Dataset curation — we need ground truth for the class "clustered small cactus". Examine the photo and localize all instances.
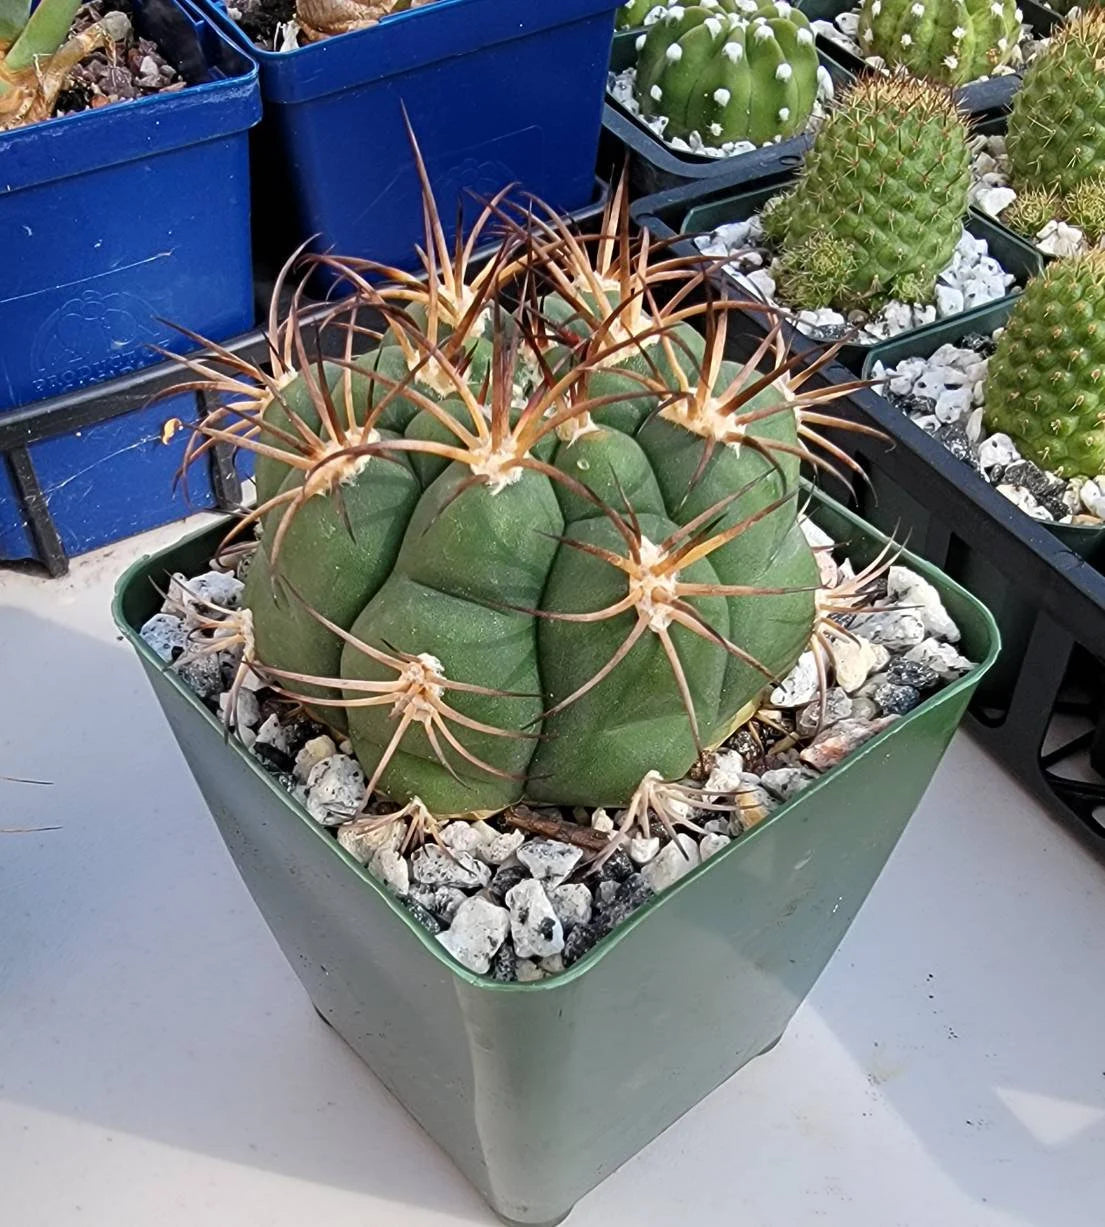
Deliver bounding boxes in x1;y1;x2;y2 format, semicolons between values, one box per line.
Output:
856;0;1022;87
633;0;820;147
761;76;972;311
172;155;877;844
0;0;129;129
1002;11;1105;242
984;253;1105;480
616;0;657;30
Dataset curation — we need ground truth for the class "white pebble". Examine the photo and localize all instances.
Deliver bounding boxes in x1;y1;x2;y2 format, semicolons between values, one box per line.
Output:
590;808;614;833
1080;478;1105;519
904;638;974;680
411;846;491;890
851;610;926;651
516;838;583;886
934;284;965;317
506;879;564;958
973;185;1016;217
699;832;732;860
826;633;890;693
977;432;1020;471
484;828;527;865
703;748;745;795
548;883;593;929
887;566;961;643
368;848;409;897
140;612;187;662
934;386;973;424
436;897;510;974
294;734;337;781
515;959;545;983
253;714;295;758
769;650;819;707
305;755;365;826
760;767;817;802
629;836;661;864
1036;220;1085;258
641;834;701;893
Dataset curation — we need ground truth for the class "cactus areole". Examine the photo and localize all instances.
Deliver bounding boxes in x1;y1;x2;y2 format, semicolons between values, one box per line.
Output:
633;0;820;146
856;0;1022;87
177;166;870;821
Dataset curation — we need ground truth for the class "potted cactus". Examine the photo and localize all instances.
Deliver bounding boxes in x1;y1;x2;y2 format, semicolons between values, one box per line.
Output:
604;0;846;194
863;253;1105;543
651;74;1042;360
800;0;1055;112
114;171;997;1222
967;12;1105;258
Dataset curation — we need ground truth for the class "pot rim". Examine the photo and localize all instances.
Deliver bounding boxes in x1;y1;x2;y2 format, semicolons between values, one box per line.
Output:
112;488;999;992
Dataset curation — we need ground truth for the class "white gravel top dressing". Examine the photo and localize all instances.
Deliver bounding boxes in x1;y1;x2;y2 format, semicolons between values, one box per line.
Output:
693;213;1016;346
968;131;1105;258
810;8;1043;86
140;526;976;982
872;332;1105;527
607;61;836;159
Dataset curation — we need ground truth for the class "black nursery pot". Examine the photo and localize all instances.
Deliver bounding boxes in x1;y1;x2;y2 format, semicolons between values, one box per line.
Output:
797;0;1062;115
631;171;1044;373
601;28;851;197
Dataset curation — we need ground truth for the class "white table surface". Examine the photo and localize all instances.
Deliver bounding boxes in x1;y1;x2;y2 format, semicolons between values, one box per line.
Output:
2;516;1104;1227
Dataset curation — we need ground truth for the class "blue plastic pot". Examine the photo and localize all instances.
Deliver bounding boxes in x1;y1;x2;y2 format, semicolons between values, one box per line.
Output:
0;0;260;563
201;0;619;273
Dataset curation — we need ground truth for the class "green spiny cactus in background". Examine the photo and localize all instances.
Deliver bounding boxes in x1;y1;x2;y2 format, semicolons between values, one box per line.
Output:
175;167;874;835
1063;178;1105;242
633;0;820;147
0;0;130;130
856;0;1022;86
1001;186;1062;241
616;0;658;30
984;253;1105;479
760;76;971;311
1007;12;1105;197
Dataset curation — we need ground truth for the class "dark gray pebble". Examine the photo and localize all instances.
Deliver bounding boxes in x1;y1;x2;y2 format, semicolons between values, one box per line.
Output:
404;900;443;935
870;683;922;716
934;423;974;464
959;333;996;356
563;923;602;967
886;658;940;691
489;940;517;983
598;848;633;883
487;863;529;904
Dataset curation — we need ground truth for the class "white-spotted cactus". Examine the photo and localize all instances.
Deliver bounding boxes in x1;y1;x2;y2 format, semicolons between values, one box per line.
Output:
856;0;1022;87
634;0;820;146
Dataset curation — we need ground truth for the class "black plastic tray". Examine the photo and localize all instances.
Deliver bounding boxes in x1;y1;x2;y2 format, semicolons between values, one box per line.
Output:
601;28;851;197
798;0;1061;114
631;167;1044;372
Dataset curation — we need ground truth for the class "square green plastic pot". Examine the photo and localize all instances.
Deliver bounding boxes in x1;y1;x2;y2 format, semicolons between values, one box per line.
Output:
113;492;997;1225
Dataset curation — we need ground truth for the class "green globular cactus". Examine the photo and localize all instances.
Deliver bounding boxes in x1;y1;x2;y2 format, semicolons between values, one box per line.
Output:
761;76;971;311
1007;12;1105;197
633;0;820;147
984;254;1105;480
179;175;873;826
616;0;659;30
856;0;1022;86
